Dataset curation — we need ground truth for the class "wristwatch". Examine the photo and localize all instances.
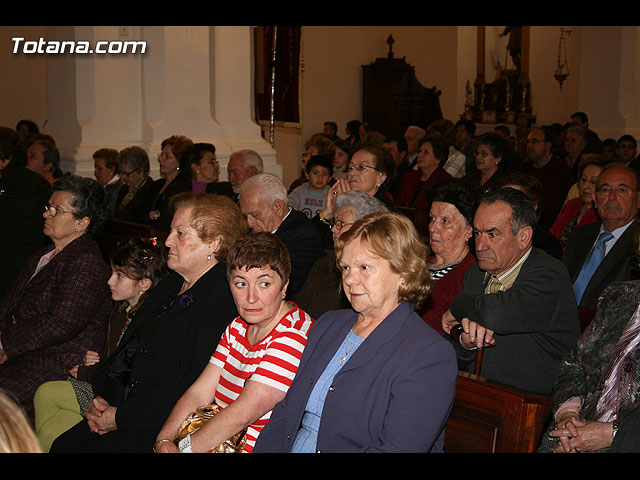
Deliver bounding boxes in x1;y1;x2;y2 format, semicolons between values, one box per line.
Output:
612;420;619;438
178;433;194;453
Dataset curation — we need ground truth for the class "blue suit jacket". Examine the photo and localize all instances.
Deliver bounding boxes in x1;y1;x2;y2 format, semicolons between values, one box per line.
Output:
254;302;458;453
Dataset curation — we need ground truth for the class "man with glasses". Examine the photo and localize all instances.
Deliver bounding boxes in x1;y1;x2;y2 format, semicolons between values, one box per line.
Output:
564;165;640;308
520;127;574;229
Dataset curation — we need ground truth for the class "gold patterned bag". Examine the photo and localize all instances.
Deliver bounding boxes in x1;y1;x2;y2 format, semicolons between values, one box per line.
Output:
176;404;246;453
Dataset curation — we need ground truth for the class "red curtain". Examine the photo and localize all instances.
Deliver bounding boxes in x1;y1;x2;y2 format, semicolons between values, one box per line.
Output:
254;26;301;127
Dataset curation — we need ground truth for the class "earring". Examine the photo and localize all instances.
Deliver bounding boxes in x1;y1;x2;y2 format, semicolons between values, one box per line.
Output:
207;254;211;261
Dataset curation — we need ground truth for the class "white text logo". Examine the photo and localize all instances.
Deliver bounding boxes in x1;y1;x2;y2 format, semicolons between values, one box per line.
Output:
12;37;147;54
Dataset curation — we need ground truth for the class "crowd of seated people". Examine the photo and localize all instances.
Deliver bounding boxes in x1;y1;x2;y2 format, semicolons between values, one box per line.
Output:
2;113;640;454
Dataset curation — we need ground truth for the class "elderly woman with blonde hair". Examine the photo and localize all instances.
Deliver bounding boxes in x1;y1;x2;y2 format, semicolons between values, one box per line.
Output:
254;212;458;453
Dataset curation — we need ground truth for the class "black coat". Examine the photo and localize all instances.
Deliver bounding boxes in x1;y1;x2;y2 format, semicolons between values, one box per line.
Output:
563;222;635;308
50;262;238;452
275;209;324;299
0;163;51;299
113;176;155;224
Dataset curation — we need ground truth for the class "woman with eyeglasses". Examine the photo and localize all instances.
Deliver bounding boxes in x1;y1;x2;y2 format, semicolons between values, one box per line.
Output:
50;193;246;453
148;143;236;231
312;146;396;250
113;146;155;224
462;132;508;193
294;191;388;319
0;175;112;420
146;135;194;227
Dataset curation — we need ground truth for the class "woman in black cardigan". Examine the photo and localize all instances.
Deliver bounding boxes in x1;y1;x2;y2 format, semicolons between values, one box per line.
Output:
50;193;248;453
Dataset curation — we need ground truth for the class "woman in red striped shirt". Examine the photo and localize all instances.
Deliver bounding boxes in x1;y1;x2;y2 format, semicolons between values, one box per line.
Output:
154;232;314;453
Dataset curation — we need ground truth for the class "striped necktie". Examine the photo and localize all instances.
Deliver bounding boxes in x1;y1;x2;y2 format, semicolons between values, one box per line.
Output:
592;303;640;422
487;275;503;294
572;231;614;303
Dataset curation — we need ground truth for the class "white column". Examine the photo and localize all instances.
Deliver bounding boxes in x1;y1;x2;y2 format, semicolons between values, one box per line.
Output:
577;26;640;140
44;25;278;180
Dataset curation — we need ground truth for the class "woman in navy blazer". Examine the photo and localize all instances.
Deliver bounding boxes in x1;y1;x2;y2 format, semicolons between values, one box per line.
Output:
253;212;458;453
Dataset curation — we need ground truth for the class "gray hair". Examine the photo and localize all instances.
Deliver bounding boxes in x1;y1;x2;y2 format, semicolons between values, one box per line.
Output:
406;125;426;140
239;172;287;205
479;187;537;235
335;190;388;220
566;125;588;147
32;139;60;172
231;149;263;174
117;146;150;174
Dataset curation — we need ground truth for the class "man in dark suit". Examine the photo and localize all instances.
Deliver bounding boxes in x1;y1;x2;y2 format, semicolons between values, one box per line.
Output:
383;136;409;200
442;188;580;395
239;173;324;298
564;165;640;308
403;125;426;169
520;127;574;230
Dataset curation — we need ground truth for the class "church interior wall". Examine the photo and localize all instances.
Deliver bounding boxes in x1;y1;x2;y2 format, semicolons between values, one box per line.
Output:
1;25;636;186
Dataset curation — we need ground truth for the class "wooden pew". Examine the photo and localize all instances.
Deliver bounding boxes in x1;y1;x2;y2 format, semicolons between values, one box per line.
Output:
396;205;429;237
444;326;552;453
444;370;552;453
97;218;168;262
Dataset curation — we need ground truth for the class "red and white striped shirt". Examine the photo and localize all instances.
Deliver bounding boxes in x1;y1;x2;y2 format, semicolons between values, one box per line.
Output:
210;302;314;452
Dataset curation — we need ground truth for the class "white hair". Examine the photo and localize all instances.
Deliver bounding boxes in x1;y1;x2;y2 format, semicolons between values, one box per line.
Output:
407;125;426;140
231;149;263;173
239;172;287;205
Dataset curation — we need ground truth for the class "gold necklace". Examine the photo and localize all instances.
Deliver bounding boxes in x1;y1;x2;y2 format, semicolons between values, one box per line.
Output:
339;331;360;365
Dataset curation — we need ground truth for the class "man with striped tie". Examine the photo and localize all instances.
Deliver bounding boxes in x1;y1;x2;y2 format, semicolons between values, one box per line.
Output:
441;188;580;395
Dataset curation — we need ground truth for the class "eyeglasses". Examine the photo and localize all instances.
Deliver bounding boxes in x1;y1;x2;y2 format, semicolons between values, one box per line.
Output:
158;153;176;161
119;167;141;178
476;150;494;158
346;163;377;173
526;139;544;145
596;185;637;196
44;204;74;217
331;218;354;230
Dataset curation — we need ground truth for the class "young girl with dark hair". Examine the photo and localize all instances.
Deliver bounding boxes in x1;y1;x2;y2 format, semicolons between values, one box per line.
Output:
32;237;169;452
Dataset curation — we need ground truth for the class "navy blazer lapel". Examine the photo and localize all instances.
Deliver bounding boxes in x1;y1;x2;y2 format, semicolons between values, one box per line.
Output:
302;311;356;379
337;302;410;374
586;224;632;291
566;224;600;283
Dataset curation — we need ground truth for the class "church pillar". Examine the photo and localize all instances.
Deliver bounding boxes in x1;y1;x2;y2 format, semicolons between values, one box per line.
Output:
44;25;278;180
577;26;640;139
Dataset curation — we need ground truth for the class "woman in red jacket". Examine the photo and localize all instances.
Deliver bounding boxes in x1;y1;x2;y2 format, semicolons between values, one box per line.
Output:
419;179;480;333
